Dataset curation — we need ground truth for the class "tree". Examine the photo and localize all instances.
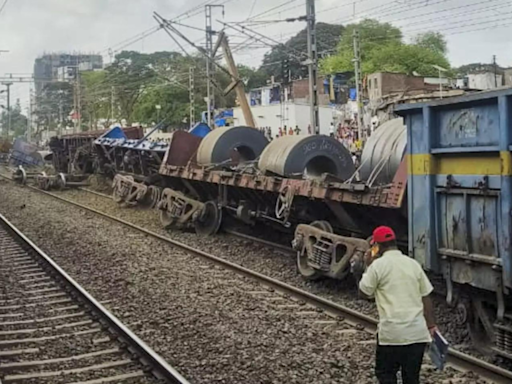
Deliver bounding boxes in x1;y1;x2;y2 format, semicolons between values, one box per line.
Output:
237;65;268;89
320;19;451;77
1;99;28;138
33;82;73;136
414;32;447;55
260;22;344;82
81;71;111;129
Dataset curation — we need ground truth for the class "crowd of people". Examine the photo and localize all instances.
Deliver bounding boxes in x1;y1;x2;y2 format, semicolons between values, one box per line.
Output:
257;121;362;159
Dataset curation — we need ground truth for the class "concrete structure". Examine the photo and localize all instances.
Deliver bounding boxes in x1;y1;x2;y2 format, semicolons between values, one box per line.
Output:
367;72;434;101
233;102;336;137
34;53;103;94
291;77;330;105
504;68;512;87
467;72;503;90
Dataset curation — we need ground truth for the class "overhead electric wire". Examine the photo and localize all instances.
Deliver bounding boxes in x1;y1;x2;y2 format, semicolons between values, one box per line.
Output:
0;0;8;16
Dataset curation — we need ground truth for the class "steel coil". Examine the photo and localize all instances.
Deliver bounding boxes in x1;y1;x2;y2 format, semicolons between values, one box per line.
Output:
360;118;406;185
258;135;355;180
196;126;269;165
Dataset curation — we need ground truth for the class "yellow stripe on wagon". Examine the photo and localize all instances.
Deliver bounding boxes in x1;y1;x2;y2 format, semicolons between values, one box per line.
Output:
407;152;512;176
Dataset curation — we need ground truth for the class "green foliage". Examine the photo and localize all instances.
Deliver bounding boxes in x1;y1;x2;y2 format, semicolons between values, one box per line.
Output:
33;82;73;135
261;22;343;81
1;99;28;138
237;64;268;89
413;32;447;55
320;19;451;77
455;62;504;76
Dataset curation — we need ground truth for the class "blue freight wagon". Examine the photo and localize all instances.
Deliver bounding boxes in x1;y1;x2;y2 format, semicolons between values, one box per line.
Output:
396;88;512;358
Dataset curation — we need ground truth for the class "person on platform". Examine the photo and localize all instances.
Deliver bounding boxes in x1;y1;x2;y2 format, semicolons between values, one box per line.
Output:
294;125;301;135
278;127;283;137
329;122;335;137
358;226;437;384
283;125;288;135
308;124;312;134
288;127;294;135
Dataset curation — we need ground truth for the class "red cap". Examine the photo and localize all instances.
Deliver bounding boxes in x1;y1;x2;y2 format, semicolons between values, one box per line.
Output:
371;226;396;244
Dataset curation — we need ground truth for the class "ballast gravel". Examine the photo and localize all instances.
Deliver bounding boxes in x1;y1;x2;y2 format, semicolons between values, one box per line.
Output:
0;180;491;383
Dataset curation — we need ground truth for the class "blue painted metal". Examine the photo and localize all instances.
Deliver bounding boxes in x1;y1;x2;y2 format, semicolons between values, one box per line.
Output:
94;123;169;153
100;126;128;140
397;88;512;292
189;122;211;138
9;138;45;168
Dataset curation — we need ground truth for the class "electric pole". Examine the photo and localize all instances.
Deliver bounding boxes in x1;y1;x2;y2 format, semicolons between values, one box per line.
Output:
219;32;255;128
110;86;115;125
2;82;12;137
27;87;33;142
493;55;498;88
189;66;195;128
306;0;319;134
205;4;224;128
77;70;81;133
353;29;363;141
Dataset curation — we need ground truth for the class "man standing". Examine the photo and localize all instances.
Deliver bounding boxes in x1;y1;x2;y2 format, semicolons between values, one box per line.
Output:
359;226;437;384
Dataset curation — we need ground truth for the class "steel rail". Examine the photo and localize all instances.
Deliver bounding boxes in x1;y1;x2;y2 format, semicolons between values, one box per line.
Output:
2;175;512;383
0;210;189;384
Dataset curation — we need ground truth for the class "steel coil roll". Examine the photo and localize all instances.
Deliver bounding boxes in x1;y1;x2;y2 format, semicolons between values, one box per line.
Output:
258;135;355;180
359;118;406;185
196;126;269;165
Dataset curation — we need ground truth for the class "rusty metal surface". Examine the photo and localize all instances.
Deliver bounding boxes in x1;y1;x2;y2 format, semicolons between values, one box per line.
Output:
159;159;407;209
60;127;144;139
163;131;203;167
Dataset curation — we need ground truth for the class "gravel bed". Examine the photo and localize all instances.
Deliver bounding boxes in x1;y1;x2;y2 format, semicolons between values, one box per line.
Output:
0;181;492;383
54;188;473;350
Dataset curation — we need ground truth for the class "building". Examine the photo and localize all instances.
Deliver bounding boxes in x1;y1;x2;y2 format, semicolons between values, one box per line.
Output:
366;72;440;101
33;53;103;94
233;101;336;137
467;72;503;90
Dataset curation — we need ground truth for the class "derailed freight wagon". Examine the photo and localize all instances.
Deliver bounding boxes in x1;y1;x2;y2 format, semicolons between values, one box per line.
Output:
396;89;512;359
101;90;512;358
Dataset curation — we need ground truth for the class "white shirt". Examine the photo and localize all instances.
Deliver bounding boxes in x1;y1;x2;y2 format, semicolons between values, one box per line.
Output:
329;124;334;134
359;249;433;345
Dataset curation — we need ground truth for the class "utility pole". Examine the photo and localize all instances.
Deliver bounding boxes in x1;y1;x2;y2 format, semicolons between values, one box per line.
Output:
353;29;363;141
27;87;32;142
306;0;319;134
110;86;115;125
218;32;255;128
2;82;12;137
493;55;498;88
189;66;195;128
77;70;81;132
205;4;224;128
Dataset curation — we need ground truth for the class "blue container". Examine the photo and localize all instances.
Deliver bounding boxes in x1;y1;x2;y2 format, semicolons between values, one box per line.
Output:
396;89;512;295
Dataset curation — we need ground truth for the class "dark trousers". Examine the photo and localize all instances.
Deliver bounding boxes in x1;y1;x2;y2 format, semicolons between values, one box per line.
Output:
375;341;426;384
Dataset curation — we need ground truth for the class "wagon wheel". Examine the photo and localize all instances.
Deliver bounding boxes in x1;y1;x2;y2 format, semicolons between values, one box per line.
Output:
275;186;294;220
296;220;330;281
160;208;177;230
55;173;67;190
194;201;222;236
141;185;162;209
38;172;51;191
467;297;495;355
310;220;333;233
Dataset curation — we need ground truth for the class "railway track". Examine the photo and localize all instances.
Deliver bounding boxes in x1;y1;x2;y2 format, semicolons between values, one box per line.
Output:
0;212;189;384
2;174;512;383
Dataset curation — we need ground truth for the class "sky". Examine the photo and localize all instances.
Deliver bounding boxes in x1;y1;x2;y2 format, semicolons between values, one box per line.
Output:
1;0;512;111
